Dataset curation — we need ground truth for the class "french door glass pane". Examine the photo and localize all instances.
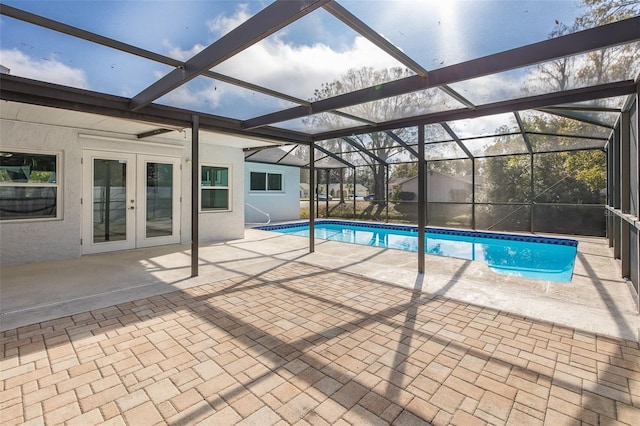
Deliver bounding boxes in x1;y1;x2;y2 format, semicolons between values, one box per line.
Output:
93;159;127;243
146;162;173;238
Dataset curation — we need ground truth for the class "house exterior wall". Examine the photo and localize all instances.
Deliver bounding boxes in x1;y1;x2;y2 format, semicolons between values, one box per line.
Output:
428;173;472;202
245;162;300;224
1;120;82;265
400;177;419;199
199;143;245;241
397;173;472;202
0;119;245;266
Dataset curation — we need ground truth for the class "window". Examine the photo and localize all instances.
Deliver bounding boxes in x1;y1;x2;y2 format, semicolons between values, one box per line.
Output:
200;165;230;211
0;150;60;221
250;171;283;191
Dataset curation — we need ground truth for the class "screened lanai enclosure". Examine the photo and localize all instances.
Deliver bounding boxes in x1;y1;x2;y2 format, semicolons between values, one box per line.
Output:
0;1;639;300
246;115;612;237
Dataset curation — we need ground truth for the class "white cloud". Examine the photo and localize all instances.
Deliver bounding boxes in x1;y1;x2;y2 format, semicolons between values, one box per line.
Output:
165;34;403;103
154;70;223;109
206;3;253;37
163;41;205;62
159;85;201;108
159;5;406;104
449;112;519;139
265;34;405;94
0;49;89;89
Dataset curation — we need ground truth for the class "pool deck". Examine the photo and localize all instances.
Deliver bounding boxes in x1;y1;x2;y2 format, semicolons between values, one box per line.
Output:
2;228;638;340
1;228;639;425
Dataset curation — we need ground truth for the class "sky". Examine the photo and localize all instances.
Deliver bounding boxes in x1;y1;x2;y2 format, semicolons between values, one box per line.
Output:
0;0;600;131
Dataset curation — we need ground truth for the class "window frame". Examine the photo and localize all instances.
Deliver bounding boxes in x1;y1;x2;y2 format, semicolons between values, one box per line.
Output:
199;163;232;212
250;171;284;192
0;148;62;222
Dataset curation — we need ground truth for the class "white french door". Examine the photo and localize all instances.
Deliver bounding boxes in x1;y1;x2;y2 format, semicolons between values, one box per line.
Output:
82;150;181;254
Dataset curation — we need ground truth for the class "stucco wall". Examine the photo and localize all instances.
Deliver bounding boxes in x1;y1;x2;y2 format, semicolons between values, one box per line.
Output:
245;162;300;224
198;142;245;241
1;120;246;266
1;120;82;265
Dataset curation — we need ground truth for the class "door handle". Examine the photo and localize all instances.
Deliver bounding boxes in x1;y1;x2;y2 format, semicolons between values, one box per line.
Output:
128;206;135;210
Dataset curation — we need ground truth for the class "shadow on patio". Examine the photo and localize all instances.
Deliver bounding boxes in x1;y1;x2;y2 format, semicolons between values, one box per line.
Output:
1;229;640;424
2;253;639;424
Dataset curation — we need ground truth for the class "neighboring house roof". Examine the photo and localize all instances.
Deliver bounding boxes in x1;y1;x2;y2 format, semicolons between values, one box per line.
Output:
389;177;415;187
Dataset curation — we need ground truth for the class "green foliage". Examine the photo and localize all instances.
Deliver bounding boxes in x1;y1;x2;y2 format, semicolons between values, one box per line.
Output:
479;156;530;203
393;163;417;179
301;0;632;223
563;150;606;192
480;149;604;205
395;191;415;201
29;171;55;183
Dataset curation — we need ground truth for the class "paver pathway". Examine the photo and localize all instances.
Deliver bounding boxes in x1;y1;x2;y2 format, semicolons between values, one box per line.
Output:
1;262;639;425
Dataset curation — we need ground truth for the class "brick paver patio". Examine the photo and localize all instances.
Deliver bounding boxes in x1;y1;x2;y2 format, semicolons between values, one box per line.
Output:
1;262;639;425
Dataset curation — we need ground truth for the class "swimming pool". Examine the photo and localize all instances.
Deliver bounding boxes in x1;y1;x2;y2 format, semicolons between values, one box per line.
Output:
257;220;578;282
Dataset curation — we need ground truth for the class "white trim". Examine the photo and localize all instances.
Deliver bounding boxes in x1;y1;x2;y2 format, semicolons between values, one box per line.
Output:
249;170;285;193
82;150;183;253
82;150;137;254
199;163;232;213
136;155;182;248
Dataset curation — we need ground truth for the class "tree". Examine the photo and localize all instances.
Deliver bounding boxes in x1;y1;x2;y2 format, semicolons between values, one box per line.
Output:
534;24;576;92
306;67;450;208
576;0;640;27
481;0;632;210
481;116;606;206
535;0;639;91
392;163;417;179
479;156;529;204
563;150;605;192
320;139;349;203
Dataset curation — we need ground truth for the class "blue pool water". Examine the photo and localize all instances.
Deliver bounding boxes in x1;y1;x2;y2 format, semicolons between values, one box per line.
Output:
257;220;578;282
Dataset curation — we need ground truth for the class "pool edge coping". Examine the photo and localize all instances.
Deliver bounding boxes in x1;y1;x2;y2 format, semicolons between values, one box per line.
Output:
256;219;579;247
